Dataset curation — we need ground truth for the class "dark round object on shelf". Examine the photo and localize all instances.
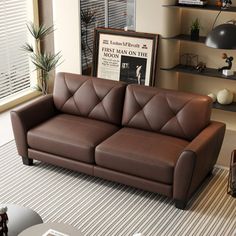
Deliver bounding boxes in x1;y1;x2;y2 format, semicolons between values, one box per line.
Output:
206;23;236;49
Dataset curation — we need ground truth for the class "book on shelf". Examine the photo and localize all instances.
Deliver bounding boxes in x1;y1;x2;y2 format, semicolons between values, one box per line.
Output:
178;0;207;5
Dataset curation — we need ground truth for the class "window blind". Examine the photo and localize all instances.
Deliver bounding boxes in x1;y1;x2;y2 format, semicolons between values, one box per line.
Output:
0;0;31;100
80;0;105;68
108;0;127;29
80;0;127;70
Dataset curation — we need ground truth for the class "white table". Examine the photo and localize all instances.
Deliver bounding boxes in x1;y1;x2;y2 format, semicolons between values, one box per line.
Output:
0;204;43;236
19;222;83;236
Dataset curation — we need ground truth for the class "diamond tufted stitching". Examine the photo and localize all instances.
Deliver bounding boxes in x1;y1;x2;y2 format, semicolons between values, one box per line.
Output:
85;81;101;116
59;75;88;114
54;73;126;125
61;77;84;114
143;93;175;131
126;88;179;132
87;82;115;120
126;88;155;130
159;95;187;137
58;74;73;110
122;84;211;140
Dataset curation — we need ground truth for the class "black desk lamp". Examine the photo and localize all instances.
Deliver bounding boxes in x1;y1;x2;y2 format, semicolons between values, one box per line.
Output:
205;21;236;76
205;21;236;49
205;4;236;76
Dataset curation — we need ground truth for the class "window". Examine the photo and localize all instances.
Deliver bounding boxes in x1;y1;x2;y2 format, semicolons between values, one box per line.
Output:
80;0;135;74
108;0;135;30
0;0;35;103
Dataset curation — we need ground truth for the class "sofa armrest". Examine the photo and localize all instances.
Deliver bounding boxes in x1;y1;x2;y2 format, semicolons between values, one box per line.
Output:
11;95;57;157
173;121;226;204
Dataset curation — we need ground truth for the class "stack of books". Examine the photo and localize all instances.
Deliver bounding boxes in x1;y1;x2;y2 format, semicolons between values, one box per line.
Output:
178;0;207;5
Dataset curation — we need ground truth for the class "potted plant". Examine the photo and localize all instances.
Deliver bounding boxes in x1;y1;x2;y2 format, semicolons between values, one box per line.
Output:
22;22;62;95
190;18;200;41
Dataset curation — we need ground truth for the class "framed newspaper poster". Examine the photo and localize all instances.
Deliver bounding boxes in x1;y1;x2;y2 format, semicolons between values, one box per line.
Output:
92;28;159;86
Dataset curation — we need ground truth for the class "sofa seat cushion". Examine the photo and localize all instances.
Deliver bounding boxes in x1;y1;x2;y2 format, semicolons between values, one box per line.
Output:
95;128;189;184
27;114;119;164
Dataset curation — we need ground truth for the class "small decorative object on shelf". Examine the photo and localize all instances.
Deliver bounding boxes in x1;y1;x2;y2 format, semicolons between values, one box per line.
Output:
222;0;232;9
180;53;198;67
190;18;200;41
215;0;222;7
195;61;206;72
208;93;217;102
217;88;234;105
227;150;236;198
178;0;207;6
218;53;234;76
0;207;8;236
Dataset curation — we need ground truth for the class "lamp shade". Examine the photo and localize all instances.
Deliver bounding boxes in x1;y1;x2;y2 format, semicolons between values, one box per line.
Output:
205;23;236;49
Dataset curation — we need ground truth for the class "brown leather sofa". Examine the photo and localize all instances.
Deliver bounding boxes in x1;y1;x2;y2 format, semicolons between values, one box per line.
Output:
11;72;226;209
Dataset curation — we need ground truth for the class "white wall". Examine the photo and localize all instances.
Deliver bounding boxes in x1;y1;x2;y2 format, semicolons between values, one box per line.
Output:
136;0;180;89
52;0;82;74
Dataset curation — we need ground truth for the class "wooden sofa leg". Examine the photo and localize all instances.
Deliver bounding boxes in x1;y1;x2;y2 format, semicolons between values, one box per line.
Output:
22;157;33;166
175;200;187;210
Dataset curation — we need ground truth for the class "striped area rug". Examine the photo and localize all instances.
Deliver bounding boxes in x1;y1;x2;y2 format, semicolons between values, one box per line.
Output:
0;141;235;236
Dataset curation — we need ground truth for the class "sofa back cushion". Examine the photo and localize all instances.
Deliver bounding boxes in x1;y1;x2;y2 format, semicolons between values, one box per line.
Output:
122;84;212;140
53;72;126;125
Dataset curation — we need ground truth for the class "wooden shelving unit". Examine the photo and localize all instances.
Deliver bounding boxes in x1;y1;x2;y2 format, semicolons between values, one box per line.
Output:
161;64;236;81
161;65;236;112
162;34;206;44
162;4;236;12
162;4;236;112
213;102;236;112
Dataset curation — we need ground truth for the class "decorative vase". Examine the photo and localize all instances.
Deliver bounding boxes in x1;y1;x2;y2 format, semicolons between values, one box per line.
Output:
217;89;234;105
208;93;217;103
191;29;199;41
0;207;8;235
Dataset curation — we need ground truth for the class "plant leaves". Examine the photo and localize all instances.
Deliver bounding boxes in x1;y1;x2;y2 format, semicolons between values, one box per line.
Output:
32;85;41;91
30;52;62;73
27;22;54;40
81;9;96;25
21;43;34;53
